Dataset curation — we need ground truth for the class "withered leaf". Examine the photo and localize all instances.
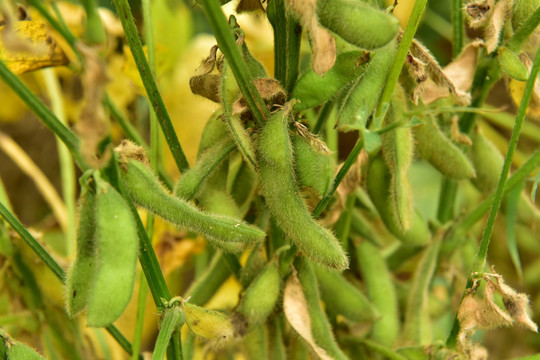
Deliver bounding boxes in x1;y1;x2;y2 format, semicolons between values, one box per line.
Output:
465;0;494;28
189;45;222;103
451;115;472;145
232;78;286;116
484;0;512;53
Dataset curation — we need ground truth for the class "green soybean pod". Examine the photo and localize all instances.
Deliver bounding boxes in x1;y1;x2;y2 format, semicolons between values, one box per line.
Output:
498;46;529;81
296;258;348;360
367;156;431;246
313;266;379;323
336;39;397;131
257;105;348;270
292;50;370;111
86;175;138;327
380;88;414;232
236;261;281;328
355;241;399;346
414;118;476;179
65;186;97;317
182;302;234;343
317;0;399;50
174;138;236;200
292;133;335;197
120;159;265;246
197;110;229;156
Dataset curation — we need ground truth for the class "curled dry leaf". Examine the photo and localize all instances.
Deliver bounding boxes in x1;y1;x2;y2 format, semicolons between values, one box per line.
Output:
189;45;222;103
232;78;286;116
283;269;333;360
294;121;331;154
114;139;149;168
484;0;512;53
286;0;336;75
465;0;494;28
75;44;110;167
418;40;483;106
0;20;68;74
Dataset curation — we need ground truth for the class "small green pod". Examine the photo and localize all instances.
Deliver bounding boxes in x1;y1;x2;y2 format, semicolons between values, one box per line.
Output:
498;46;529;81
367;156;431;246
296;258;348;360
65;187;97;318
174;138;236;200
414;118;476;179
257;105;348;270
182;302;234;342
6;340;46;360
120;159;266;246
380;88;414;232
236;261;281;328
313;266;379;323
355;241;399;346
317;0;399;49
292;133;336;197
336;39;397;131
197;110;229;156
86;176;138;327
292;50;370;111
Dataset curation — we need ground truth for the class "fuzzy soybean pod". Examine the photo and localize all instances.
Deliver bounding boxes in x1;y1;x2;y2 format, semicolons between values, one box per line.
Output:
296;258;348;360
174;138;236;200
236;261;281;328
257;105;348;270
380;88;414;232
182;301;234;344
317;0;399;50
367;157;431;246
65;187;97;317
292;50;370;111
336;40;397;131
86;175;138;327
197;110;229;156
120;159;265;246
313;266;379;323
355;241;399;346
292;133;335;197
414;118;476;179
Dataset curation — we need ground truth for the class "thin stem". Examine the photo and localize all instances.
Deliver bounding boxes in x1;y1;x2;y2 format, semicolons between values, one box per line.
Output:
81;0;106;44
131;273;148;360
313;138;364;218
447;46;540;348
111;0;190;173
42;68;77;256
451;0;464;58
507;6;540;52
0;61;87;170
199;0;269;126
105;94;147;147
0;201;137;357
313;102;334;134
373;0;428;128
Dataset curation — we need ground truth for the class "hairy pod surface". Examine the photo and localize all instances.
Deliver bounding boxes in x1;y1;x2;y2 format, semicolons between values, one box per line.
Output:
317;0;399;50
86;175;138;327
355;241;399;346
414;118;476;179
257;105;348;270
174;138;236;200
292;133;335;197
296;258;348;360
498;46;529;81
336;39;397;131
183;302;234;343
120;159;266;247
367;156;431;245
313;266;379;323
197;110;229;156
380;88;414;232
236;261;281;328
292;50;370;111
65;187;97;318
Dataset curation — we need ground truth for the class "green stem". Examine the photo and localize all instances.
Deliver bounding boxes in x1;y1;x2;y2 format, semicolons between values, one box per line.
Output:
0;201;137;358
313;102;334;134
313;138;364;218
111;0;190;173
131;273;148;360
267;0;302;95
373;0;428;128
437;179;457;222
447;46;540;348
41;68;77;256
152;308;184;360
81;0;106;44
507;6;540;52
0;61;87;170
451;0;464;58
105;94;147;147
199;0;269;126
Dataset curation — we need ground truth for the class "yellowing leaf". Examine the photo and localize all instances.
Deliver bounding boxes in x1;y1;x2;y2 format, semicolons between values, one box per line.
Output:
0;20;68;74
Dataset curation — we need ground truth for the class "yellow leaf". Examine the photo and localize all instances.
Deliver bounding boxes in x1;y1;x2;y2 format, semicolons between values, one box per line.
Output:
0;20;68;74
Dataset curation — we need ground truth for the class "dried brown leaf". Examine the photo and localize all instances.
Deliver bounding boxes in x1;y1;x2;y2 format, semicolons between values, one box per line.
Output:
294;122;331;154
451;115;472;145
484;0;512;53
114;139;149;167
189;45;222;103
283;269;333;360
232;78;286;116
465;0;494;28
